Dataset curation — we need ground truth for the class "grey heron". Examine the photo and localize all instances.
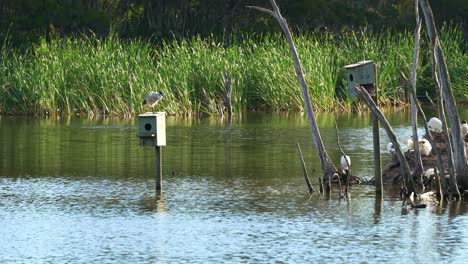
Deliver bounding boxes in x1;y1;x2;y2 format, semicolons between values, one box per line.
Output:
143;91;163;113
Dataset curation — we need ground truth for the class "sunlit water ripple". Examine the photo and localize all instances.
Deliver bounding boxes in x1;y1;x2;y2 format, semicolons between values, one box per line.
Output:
1;110;468;263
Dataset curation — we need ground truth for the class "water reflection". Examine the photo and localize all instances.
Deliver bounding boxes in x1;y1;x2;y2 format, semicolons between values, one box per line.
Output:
138;191;166;213
1;109;468;263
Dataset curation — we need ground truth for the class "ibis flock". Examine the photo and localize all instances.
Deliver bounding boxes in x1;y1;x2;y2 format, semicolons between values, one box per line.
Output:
385;117;468;178
342;116;467;177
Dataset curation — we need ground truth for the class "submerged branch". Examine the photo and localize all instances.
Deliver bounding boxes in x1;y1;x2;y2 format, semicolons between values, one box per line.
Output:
296;143;316;195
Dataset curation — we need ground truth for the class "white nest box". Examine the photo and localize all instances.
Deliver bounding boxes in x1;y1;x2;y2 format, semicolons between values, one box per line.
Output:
138;112;166;146
344;60;376;98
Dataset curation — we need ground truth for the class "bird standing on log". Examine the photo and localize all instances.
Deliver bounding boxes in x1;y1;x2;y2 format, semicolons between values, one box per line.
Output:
143;91;163;113
340;155;351;174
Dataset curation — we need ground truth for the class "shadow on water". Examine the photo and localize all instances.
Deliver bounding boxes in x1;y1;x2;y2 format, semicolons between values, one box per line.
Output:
1;107;468;263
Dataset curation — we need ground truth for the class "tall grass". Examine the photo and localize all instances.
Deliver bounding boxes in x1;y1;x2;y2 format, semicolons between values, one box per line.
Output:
0;26;466;116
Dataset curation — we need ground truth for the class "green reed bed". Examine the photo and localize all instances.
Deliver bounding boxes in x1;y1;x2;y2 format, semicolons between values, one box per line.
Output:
437;24;468;100
0;26;466;116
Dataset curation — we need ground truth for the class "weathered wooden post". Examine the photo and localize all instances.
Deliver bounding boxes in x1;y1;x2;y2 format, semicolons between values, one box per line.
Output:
138;112;166;190
344;61;382;193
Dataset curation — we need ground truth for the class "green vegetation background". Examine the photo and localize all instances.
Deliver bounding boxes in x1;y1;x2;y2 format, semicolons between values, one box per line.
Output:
0;0;466;116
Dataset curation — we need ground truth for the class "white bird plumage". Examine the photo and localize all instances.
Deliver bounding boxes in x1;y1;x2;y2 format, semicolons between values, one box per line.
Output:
418;138;432;156
428;117;443;133
461;120;468;137
143;91;164;112
425;168;436;178
387;142;395;154
340;155;351;172
406;137;414;151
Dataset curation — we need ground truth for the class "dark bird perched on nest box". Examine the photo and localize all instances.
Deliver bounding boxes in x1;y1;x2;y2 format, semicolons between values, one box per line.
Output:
143;91;163;112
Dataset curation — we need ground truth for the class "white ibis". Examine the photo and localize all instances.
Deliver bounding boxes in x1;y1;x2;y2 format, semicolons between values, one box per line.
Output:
418;138;432;156
387;142;395;155
340;155;351;173
428;117;443;133
461;120;468;137
406;136;414;151
425;168;436;179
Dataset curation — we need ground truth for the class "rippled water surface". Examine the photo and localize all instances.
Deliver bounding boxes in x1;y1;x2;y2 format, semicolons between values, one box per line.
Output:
1;110;468;263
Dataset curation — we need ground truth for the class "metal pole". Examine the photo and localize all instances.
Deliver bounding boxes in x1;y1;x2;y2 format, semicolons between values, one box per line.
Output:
155;146;162;190
373;64;383;194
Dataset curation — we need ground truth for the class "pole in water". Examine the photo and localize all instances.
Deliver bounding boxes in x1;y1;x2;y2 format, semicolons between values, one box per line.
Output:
372;63;382;194
344;61;381;194
138;112;166;191
155;146;162;190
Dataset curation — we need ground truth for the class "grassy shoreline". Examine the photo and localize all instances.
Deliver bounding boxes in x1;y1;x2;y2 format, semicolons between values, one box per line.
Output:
1;26;466;117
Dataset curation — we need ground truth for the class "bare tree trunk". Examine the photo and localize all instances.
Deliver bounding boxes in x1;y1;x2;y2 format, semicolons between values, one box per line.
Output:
419;0;467;188
432;57;460;198
420;1;460;197
404;7;448;193
247;0;337;180
409;1;424;188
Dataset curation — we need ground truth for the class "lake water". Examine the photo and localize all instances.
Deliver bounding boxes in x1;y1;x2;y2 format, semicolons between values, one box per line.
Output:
1;110;468;263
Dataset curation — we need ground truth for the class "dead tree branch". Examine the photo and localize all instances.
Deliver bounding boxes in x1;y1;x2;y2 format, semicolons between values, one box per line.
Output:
247;0;337;184
420;0;467;187
408;2;424;188
296;143;316;195
415;98;448;194
355;85;416;196
431;55;459;198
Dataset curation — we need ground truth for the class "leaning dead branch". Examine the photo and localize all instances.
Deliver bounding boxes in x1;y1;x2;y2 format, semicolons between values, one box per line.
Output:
431;56;459;198
296;143;316;195
424;92;436;107
247;0;337;186
355;85;416;197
